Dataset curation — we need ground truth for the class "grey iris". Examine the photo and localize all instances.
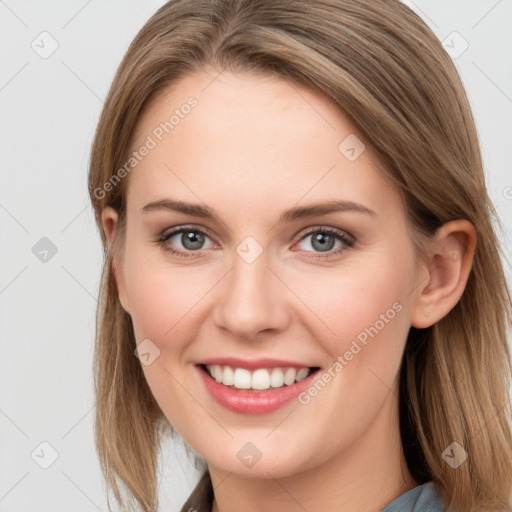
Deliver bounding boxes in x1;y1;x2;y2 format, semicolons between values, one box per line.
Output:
182;231;205;250
312;232;335;252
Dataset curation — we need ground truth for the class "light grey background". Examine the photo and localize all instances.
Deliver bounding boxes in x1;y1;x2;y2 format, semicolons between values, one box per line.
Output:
1;1;511;511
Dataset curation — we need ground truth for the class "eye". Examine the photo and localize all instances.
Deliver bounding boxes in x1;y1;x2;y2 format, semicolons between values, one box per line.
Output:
157;225;355;260
294;227;354;259
157;225;217;258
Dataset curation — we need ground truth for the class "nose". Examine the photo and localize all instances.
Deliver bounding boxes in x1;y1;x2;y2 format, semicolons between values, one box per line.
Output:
212;249;291;340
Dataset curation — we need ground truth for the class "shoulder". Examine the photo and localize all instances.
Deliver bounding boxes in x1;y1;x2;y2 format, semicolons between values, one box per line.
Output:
180;473;446;512
380;481;446;512
179;470;214;512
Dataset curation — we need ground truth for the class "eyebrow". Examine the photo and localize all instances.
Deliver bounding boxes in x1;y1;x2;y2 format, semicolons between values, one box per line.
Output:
141;198;376;222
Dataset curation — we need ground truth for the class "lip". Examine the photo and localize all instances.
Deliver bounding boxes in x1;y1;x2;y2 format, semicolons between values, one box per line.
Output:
196;364;320;414
197;357;314;370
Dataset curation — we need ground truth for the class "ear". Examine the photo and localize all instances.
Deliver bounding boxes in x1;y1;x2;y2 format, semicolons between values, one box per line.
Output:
101;206;131;315
410;219;477;329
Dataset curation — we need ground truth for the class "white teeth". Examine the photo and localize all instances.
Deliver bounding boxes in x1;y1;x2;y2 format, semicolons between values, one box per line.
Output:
270;368;284;388
213;365;223;382
205;365;313;390
251;369;270;390
233;368;252;389
222;365;234;386
295;368;310;382
283;367;296;385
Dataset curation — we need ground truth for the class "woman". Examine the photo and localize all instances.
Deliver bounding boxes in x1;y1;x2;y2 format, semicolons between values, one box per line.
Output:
88;1;512;511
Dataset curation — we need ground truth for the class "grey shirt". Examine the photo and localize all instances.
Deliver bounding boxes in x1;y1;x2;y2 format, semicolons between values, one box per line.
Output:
179;470;446;512
381;481;446;511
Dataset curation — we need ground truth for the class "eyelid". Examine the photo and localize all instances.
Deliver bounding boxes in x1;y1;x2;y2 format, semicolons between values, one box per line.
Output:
160;223;217;243
296;224;354;242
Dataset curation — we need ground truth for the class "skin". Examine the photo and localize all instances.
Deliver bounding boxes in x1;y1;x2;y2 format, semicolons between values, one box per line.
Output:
102;68;476;512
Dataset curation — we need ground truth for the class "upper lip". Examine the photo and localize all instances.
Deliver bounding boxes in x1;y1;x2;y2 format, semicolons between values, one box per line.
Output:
197;357;318;370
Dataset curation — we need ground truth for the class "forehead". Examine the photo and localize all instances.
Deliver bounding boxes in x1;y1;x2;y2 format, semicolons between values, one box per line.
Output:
129;69;349;158
125;69;401;221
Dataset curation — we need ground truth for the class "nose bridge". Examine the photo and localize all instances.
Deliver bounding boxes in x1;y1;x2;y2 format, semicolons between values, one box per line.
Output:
212;245;289;338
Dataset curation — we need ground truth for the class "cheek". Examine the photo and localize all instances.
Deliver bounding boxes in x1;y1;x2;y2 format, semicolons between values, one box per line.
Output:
122;239;211;343
292;251;414;371
122;246;214;428
127;269;210;345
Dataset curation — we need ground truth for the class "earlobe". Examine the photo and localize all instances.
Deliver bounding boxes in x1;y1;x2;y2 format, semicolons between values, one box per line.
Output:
410;220;477;329
101;206;131;315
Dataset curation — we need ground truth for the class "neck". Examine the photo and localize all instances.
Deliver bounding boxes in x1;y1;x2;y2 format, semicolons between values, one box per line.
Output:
209;391;417;512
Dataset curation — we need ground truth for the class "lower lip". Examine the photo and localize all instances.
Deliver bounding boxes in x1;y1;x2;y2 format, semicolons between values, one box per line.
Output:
196;365;319;414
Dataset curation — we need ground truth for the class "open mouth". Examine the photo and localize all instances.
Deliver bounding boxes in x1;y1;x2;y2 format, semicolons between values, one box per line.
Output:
198;363;321;393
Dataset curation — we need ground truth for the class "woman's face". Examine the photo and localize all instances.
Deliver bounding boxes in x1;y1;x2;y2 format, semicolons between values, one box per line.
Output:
104;69;428;478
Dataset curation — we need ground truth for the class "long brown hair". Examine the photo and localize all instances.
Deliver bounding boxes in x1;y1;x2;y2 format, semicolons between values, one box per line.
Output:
87;1;512;510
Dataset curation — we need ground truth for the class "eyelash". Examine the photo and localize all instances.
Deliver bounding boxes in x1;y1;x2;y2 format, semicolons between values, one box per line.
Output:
157;224;355;260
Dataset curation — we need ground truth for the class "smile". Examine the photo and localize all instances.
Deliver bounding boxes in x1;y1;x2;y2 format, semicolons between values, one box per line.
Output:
196;363;321;414
205;364;313;390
